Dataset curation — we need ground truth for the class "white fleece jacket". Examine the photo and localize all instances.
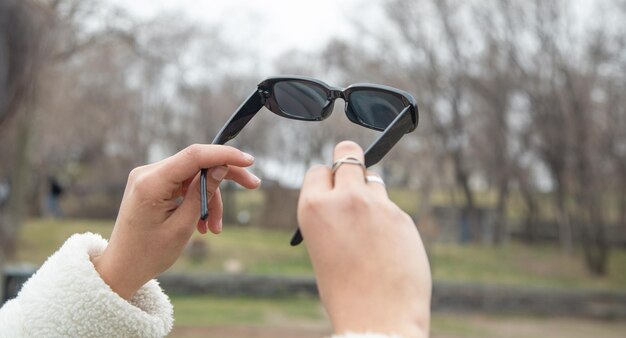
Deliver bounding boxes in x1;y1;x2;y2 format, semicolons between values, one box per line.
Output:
0;233;399;338
0;233;173;337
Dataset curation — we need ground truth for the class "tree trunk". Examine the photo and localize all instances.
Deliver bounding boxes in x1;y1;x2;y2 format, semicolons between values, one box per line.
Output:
516;171;538;243
554;181;574;252
524;203;538;243
493;181;509;245
453;149;477;243
618;174;626;230
574;150;609;276
3;100;34;258
581;227;609;275
578;203;609;276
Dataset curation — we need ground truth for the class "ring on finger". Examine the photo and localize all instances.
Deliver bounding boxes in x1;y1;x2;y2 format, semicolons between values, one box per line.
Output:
365;175;385;186
331;156;366;175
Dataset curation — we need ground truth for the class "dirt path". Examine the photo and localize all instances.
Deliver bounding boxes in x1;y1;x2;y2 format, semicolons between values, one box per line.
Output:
171;315;626;338
171;325;331;338
431;314;626;338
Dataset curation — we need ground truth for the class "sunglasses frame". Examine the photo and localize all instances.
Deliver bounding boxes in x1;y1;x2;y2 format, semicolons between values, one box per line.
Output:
258;76;418;130
199;75;419;245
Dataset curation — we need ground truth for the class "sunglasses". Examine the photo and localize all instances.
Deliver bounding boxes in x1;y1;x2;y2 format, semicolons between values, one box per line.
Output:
200;76;419;245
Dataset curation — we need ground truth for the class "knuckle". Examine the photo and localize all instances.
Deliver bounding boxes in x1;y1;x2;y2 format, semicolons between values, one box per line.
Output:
131;171;152;195
221;145;238;153
298;194;320;212
401;210;416;224
211;144;237;156
387;205;413;224
298;194;325;220
306;164;328;177
223;145;242;160
339;189;370;211
214;190;223;208
183;143;203;159
128;166;147;182
297;196;324;230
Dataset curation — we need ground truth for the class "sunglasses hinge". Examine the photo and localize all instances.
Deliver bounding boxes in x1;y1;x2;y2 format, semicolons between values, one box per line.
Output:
258;89;271;99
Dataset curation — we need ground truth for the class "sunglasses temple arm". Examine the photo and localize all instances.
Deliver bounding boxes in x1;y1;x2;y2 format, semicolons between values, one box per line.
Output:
200;90;264;220
363;106;414;167
212;90;265;145
290;106;415;246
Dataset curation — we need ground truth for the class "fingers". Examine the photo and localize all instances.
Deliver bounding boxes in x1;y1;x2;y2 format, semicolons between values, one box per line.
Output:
298;165;332;234
365;171;388;197
333;141;366;189
157;144;255;184
300;164;333;198
206;187;224;234
197;218;208;234
225;166;261;189
174;166;228;225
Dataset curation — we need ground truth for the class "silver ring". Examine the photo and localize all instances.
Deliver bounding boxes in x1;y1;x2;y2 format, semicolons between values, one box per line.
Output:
331;156;366;175
366;175;385;186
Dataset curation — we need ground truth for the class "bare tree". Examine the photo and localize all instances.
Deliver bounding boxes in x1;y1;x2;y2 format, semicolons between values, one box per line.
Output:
327;0;625;274
467;4;519;244
0;0;49;300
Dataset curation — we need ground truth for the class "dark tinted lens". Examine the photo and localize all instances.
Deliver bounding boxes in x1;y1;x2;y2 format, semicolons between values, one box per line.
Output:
273;81;328;119
348;90;406;130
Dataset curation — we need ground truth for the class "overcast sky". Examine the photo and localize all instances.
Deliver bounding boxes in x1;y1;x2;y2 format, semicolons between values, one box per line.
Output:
108;0;364;63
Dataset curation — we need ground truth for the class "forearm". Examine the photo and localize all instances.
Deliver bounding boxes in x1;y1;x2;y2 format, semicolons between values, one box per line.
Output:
330;282;431;337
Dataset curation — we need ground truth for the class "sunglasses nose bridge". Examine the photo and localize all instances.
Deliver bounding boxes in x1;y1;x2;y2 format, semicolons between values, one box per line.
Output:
317;90;342;120
328;89;345;102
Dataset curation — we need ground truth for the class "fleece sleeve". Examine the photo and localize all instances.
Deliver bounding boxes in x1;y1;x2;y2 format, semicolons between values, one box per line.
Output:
0;232;173;338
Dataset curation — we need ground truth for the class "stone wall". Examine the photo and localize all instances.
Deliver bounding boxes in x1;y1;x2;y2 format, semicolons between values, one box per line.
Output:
4;268;626;319
157;274;626;319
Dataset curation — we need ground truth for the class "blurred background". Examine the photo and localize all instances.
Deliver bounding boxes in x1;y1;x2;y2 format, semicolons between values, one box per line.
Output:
1;0;626;337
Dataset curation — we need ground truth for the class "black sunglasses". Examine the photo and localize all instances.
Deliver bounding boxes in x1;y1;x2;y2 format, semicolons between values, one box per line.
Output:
200;76;419;245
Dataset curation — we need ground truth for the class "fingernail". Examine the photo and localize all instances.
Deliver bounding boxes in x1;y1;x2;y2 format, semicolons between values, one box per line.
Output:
242;152;254;163
218;220;223;233
251;173;261;185
211;166;228;181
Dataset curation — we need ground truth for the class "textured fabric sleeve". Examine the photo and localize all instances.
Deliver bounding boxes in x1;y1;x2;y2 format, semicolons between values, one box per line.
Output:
0;232;173;338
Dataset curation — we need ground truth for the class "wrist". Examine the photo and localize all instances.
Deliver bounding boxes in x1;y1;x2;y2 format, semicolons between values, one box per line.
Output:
334;322;427;338
91;253;140;300
329;300;430;338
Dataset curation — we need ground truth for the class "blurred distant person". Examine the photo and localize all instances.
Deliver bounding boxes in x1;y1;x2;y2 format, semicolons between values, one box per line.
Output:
0;1;431;337
0;178;9;209
46;176;64;218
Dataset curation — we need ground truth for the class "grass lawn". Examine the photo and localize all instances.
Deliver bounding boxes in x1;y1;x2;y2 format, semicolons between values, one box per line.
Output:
429;242;626;290
11;218;626;337
171;295;325;327
168;295;626;338
12;218;626;291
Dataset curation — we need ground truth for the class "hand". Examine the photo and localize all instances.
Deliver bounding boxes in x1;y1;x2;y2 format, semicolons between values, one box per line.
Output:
92;144;261;299
297;141;431;337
